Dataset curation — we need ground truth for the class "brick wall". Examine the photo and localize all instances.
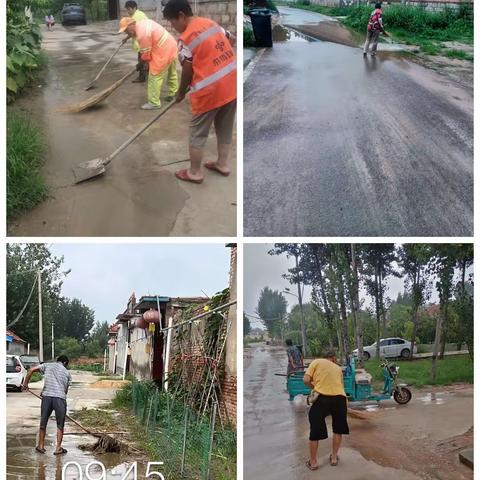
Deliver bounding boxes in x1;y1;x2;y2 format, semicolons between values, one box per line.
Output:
120;0;237;34
221;373;237;425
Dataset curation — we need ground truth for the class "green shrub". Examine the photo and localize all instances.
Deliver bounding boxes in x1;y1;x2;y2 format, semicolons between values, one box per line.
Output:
244;25;256;47
7;9;44;103
7;112;48;219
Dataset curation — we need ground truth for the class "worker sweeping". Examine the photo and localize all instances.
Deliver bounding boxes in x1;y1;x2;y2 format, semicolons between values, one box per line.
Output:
286;339;304;376
22;356;72;456
363;2;387;57
163;0;237;184
303;351;349;470
124;1;149;83
119;16;179;109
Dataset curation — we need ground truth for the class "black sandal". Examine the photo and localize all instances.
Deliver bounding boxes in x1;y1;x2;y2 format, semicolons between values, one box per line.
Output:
35;447;46;454
306;460;319;471
53;448;68;455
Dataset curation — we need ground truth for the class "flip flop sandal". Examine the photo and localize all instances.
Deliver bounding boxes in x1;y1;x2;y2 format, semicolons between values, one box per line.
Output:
53;448;68;455
306;460;319;471
204;162;230;176
175;169;204;184
35;447;46;454
329;454;339;466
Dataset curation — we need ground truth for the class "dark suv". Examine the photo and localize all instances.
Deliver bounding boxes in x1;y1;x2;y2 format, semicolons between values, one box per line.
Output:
61;3;87;26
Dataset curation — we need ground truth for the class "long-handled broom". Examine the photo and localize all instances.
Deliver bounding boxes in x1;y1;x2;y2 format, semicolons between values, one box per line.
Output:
28;389;125;452
62;67;137;113
84;36;129;91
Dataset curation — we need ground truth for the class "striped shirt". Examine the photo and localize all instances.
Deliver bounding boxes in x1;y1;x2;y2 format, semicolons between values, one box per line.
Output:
39;362;72;400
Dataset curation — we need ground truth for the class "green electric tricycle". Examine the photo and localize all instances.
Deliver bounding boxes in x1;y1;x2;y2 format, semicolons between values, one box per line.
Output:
286;356;412;405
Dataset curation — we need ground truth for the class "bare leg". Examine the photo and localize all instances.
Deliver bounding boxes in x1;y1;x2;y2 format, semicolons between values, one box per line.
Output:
55;428;64;452
309;440;319;468
214;142;232;174
188;146;204;180
331;433;342;462
37;427;46;449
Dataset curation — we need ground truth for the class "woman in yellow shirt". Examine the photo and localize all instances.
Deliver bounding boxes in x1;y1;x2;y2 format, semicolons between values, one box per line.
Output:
303;351;349;469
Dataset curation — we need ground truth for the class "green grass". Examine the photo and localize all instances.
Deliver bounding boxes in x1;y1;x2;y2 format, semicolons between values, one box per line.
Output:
30;372;43;383
69;363;104;373
363;354;473;388
443;48;473;61
7;111;48;219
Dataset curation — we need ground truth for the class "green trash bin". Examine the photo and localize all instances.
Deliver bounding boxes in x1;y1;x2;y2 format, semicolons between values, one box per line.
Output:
248;8;273;48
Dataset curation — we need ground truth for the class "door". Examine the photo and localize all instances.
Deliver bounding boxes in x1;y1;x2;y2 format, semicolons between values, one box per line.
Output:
379;339;389;358
108;0;119;20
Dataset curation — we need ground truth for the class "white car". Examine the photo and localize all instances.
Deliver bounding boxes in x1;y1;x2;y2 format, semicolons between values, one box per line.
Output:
353;338;417;360
6;355;27;391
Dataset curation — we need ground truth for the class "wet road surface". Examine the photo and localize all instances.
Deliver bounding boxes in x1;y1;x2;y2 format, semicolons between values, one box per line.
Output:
9;23;236;237
244;345;473;479
244;7;472;236
6;371;147;479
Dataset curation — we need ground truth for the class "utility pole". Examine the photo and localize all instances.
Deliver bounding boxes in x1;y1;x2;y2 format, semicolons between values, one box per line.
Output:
294;254;308;358
38;270;43;362
51;320;55;360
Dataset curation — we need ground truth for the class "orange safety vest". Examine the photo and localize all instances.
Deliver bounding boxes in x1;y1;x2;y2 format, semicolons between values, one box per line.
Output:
136;19;177;75
179;17;236;115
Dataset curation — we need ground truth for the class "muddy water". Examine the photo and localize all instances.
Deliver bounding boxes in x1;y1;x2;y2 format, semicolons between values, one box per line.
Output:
7;433;149;479
8;24;237;236
244;345;472;479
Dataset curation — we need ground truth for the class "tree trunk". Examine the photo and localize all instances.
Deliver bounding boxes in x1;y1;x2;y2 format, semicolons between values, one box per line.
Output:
375;266;381;360
351;244;363;367
294;253;308;358
431;311;443;381
338;278;350;359
378;270;387;337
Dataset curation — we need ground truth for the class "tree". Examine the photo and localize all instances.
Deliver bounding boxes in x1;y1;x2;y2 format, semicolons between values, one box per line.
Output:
244;314;251;336
7;244;66;349
55;297;95;341
360;244;398;359
398;244;433;360
256;287;287;340
269;244;308;356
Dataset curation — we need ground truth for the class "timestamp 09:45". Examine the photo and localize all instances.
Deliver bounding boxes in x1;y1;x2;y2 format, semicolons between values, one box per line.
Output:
62;461;165;479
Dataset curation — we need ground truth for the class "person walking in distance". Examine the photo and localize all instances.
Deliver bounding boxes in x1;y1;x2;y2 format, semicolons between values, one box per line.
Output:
363;3;387;57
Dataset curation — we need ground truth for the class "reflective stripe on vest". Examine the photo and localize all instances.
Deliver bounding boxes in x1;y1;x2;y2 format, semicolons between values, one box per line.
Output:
139;20;154;52
186;25;223;51
156;29;169;48
190;61;236;93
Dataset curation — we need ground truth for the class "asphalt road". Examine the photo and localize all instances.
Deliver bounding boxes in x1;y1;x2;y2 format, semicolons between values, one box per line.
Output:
244;9;473;236
244;345;473;479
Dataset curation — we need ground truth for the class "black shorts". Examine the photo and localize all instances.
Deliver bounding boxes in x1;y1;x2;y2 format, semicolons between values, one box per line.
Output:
308;394;349;440
40;396;67;431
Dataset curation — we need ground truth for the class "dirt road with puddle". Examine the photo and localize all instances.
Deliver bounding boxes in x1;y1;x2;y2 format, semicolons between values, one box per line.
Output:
6;371;148;479
8;23;236;237
244;345;473;480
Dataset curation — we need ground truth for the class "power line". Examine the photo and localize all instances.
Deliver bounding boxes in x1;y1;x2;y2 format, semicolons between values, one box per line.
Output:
7;274;38;329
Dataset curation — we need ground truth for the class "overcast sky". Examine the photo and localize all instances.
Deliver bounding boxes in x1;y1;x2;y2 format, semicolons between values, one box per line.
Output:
49;244;230;325
244;244;447;330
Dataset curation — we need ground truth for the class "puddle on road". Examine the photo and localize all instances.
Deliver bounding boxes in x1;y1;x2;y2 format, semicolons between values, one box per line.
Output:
418;392;448;405
7;433;147;479
273;25;311;43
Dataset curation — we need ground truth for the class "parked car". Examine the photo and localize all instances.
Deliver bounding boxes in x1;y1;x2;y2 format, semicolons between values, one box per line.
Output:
61;3;87;26
20;354;40;370
353;338;417;360
6;355;27;391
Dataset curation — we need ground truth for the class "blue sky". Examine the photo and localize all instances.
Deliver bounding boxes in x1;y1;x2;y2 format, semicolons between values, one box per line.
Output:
49;243;231;326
